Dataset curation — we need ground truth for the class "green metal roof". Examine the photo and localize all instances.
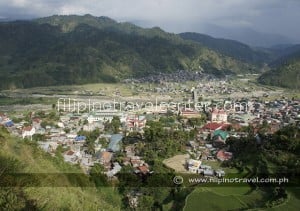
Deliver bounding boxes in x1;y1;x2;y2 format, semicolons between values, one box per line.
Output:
213;130;228;140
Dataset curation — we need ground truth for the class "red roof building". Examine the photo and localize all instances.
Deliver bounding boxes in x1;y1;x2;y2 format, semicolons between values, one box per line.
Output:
216;150;233;161
202;122;230;131
126;115;146;131
137;165;150;175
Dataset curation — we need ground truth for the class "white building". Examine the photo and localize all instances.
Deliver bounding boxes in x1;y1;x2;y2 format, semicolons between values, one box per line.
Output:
22;126;36;140
187;159;202;173
87;111;126;123
211;109;228;123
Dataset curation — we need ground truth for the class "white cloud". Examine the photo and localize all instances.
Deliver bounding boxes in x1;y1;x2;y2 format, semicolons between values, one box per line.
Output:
11;0;28;7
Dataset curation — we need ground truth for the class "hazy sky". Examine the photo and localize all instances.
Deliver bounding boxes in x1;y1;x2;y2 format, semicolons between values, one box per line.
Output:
1;0;299;42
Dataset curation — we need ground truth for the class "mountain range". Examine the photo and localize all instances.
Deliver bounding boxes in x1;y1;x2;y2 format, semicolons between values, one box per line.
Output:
0;14;298;90
258;46;300;89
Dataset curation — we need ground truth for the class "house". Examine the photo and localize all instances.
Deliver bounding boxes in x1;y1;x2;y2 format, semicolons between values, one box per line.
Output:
187;159;202;173
131;157;145;168
0;113;9;123
126;115;146;131
216;150;233;161
107;162;122;177
98;151;113;165
35;128;46;135
215;169;225;178
60;115;70;122
57;122;64;128
87;111;124;123
125;145;135;157
211;109;227;123
203;169;214;176
136;165;150;175
4;120;14;127
32;118;42;129
200;164;212;170
107;134;123;152
83;124;92;132
38;141;58;153
50;128;61;134
63;150;79;163
213;130;228;142
74;135;86;144
22;126;36;140
202;122;230;132
1;115;13;127
180;108;202;118
81;154;94;167
199;164;214;176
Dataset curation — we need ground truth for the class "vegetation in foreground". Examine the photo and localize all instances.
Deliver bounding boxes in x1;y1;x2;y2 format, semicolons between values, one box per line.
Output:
0;126;121;210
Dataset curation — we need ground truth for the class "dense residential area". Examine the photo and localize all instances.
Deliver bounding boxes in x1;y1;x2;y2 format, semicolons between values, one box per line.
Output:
1;83;299;209
1;95;300;173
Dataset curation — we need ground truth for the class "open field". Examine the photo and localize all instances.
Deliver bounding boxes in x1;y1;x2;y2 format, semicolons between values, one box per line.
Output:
1;75;299;100
0;96;57;106
163;154;190;173
1;76;299;114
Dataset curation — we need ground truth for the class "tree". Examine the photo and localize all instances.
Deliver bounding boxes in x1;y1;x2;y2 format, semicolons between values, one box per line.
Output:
89;164;108;187
187;117;205;127
48;111;58;121
83;119;88;125
98;137;108;148
144;121;166;143
111;116;121;133
64;128;70;134
259;120;270;134
137;195;154;210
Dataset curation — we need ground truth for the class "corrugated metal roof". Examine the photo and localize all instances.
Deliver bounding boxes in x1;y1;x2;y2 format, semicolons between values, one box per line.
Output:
108;134;123;152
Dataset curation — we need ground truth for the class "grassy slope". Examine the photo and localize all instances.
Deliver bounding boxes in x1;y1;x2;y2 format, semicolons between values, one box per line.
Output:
259;60;300;89
0;127;121;210
184;187;270;211
258;49;300;89
268;188;300;211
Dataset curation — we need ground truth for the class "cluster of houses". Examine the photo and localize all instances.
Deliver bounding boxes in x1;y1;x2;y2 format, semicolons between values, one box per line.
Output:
0;97;299;180
183;98;299;176
186;159;225;177
0;110;150;178
1;96;299;210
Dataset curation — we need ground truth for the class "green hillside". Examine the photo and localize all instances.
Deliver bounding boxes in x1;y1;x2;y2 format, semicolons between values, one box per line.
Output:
0;126;121;210
179;32;272;64
0;15;261;90
258;50;300;89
